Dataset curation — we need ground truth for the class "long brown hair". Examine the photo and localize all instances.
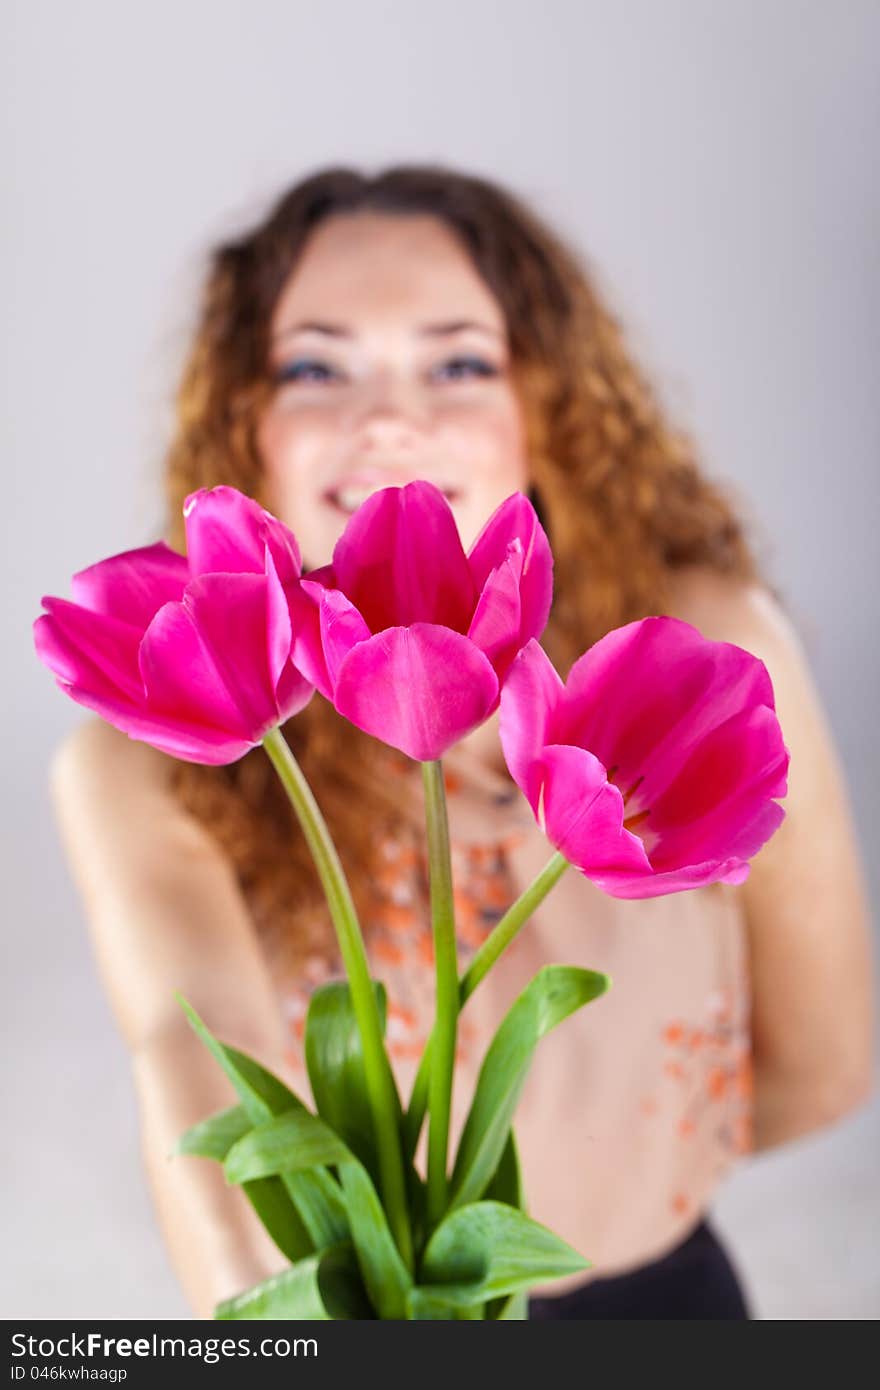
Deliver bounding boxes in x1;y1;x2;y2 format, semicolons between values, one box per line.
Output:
164;165;765;972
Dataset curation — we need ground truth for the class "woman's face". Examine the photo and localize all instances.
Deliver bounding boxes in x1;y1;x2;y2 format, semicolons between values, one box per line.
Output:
257;212;528;563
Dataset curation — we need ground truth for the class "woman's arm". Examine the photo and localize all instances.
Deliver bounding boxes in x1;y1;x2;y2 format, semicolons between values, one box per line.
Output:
50;718;296;1318
666;568;875;1151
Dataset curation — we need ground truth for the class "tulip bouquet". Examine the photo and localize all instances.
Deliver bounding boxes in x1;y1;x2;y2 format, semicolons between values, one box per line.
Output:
34;482;788;1319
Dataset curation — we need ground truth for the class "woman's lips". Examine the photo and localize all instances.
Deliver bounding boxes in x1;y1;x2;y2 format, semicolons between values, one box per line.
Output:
322;477;462;515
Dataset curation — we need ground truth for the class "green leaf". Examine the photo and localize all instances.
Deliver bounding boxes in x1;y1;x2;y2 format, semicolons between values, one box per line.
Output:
337;1160;413;1320
175;997;306;1122
483;1127;525;1211
224;1109;412;1320
177;1100;316;1263
449;966;609;1211
305;981;398;1186
404;1158;428;1260
304;979;427;1253
177;1104;251;1161
175;994;349;1252
409;1200;589;1313
176;1101;315;1263
483;1130;526;1319
495;1289;528;1320
225;1108;353;1183
240;1178;315;1265
214;1241;372;1320
406;1288;485;1320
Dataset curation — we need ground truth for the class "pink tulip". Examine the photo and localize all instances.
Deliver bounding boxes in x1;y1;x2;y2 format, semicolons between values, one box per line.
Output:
34;487;313;764
499;619;789;898
292;481;553;761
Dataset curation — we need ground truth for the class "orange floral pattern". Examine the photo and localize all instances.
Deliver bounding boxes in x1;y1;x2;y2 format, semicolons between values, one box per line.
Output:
643;988;754;1215
279;823;523;1078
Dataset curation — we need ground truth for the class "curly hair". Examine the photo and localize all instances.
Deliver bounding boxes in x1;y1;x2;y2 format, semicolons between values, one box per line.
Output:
163;164;766;975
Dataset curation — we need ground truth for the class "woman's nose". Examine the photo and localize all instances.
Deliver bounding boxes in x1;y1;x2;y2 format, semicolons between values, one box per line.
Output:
351;373;429;445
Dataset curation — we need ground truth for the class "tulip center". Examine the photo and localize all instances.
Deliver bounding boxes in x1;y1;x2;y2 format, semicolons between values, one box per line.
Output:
607;765;652;837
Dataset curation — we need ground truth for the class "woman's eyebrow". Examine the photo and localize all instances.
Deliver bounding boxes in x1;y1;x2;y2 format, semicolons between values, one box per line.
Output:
271;318;504;343
418;320;503;338
272;320;352;342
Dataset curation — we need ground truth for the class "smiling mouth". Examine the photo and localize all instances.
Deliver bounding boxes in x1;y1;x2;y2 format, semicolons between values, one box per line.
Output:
322;479;462;515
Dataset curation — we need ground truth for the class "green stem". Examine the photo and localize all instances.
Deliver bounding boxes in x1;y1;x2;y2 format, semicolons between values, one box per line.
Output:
460;849;570;1005
403;849;569;1161
421;760;459;1229
261;727;413;1273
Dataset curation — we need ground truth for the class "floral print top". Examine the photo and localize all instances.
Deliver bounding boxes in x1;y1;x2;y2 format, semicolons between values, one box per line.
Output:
264;745;754;1291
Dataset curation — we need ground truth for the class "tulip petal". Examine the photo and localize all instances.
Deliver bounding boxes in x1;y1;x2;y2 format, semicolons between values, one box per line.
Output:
44;678;258;764
645;767;789;884
638;653;777;811
183;487;301;582
34;611;255;762
315;587;372;689
186;573;292;730
302;563;336;589
467;539;524;680
274;661;316;723
588;856;754;900
331;482;476;633
467;492;553;644
36;598;145;702
555;617;776;806
333;624;499;761
264;546;295;690
286;579;329;699
139;576;281;738
34;613;141;731
70;542;189;628
580;703;789;897
650;703;789;856
539;744;652;874
498;639;564;813
264;550;314;720
674;797;788;873
138;599;250;735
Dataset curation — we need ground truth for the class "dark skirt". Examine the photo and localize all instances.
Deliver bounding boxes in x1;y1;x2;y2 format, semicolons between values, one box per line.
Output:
527;1218;751;1320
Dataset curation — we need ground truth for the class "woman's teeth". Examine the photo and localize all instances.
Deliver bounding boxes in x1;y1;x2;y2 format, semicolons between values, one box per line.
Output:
325;482;460;514
333;483;384;513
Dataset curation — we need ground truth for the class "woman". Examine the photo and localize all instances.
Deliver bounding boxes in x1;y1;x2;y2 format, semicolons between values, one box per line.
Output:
49;166;873;1319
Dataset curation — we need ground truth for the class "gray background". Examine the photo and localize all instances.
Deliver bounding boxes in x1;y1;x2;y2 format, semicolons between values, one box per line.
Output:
3;0;878;1319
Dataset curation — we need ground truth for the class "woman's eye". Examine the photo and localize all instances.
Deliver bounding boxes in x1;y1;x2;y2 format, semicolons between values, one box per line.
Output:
274;359;340;384
432;356;499;382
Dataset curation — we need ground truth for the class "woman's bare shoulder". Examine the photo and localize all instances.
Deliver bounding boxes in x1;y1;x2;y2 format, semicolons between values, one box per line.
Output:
663;564;795;647
51;716;173;795
49;717;218;867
